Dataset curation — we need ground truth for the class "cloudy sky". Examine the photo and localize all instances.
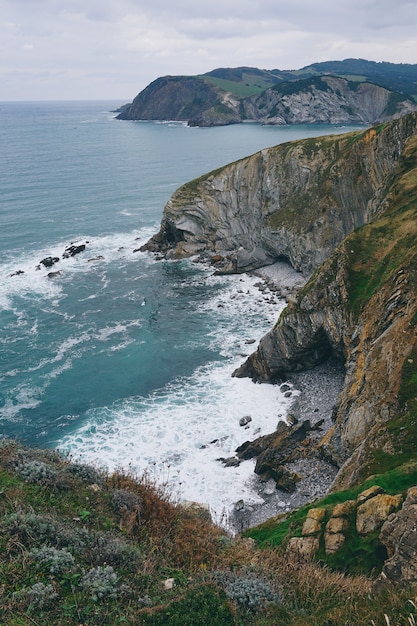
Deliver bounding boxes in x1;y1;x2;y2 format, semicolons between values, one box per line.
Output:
1;0;417;102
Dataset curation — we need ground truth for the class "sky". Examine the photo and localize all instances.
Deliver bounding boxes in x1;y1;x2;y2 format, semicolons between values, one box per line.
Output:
1;0;417;102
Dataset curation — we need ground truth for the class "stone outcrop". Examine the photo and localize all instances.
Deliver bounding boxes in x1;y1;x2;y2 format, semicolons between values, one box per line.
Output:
236;420;310;492
287;485;402;561
356;494;403;535
378;487;417;586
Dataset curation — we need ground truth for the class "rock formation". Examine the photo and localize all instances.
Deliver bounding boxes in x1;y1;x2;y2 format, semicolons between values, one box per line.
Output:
143;111;417;492
116;75;240;127
287;485;403;566
379;486;417;587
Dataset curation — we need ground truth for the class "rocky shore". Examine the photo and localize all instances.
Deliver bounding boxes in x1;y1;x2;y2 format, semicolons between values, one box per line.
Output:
231;359;344;532
226;262;345;533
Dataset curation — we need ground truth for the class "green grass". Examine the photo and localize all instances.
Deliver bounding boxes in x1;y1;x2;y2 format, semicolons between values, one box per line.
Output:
245;461;417;576
201;76;270;98
140;586;236;626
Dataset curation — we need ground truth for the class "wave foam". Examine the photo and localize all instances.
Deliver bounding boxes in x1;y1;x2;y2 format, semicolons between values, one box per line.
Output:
59;351;297;525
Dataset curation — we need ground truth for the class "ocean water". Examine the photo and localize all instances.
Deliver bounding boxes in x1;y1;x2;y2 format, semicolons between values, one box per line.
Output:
0;101;364;522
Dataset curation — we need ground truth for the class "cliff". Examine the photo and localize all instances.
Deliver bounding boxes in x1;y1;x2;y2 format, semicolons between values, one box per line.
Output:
116;75;241;126
143;112;417;491
117;68;417;127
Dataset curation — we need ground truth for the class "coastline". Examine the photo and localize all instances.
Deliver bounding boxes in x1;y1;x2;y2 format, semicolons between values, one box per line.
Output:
227;262;344;533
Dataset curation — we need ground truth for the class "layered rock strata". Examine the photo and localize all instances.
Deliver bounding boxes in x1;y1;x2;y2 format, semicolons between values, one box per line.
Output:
143;114;417;276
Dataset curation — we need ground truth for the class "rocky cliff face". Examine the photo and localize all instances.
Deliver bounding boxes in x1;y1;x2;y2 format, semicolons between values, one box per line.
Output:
234;114;417;488
117;73;417;127
242;76;417;125
143;114;417;276
144;112;417;490
116;75;241;126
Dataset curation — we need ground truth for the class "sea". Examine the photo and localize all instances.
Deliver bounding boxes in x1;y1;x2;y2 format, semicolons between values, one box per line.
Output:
0;100;364;523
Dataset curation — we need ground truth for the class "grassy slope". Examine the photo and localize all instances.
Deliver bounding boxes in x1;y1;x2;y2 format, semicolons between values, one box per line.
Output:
1;439;416;626
198;60;417;101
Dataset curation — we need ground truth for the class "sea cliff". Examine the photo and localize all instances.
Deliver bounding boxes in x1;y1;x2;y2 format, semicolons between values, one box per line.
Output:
143;112;417;493
117;63;417;127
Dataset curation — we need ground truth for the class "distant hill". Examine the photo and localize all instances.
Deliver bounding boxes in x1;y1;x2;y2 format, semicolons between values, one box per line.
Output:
293;58;417;95
117;59;417;127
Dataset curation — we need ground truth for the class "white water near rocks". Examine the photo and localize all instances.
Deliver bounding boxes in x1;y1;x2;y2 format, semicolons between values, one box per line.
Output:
0;102;364;524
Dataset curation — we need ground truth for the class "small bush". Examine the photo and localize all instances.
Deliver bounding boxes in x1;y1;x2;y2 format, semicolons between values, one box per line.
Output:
87;531;142;568
65;461;105;485
111;488;143;533
80;565;119;602
3;511;90;551
30;546;75;577
15;459;59;485
214;570;282;613
13;582;59;611
111;488;143;513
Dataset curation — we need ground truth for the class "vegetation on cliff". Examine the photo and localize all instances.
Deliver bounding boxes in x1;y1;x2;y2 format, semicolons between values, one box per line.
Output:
1;438;417;626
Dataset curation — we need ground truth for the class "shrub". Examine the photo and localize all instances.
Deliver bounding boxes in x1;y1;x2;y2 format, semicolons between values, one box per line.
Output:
80;565;119;602
30;546;75;577
87;531;142;568
111;488;143;513
2;511;89;551
65;461;105;485
15;459;59;485
13;582;59;611
213;570;282;613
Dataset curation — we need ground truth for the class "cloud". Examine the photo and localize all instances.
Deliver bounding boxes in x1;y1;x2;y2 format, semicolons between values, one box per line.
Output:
1;0;416;100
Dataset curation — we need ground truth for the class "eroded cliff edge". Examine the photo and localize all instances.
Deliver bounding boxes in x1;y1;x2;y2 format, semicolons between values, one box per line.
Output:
143;112;417;491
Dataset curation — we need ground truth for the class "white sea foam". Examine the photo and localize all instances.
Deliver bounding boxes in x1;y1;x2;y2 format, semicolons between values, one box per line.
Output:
0;383;43;422
0;225;157;310
59;357;297;526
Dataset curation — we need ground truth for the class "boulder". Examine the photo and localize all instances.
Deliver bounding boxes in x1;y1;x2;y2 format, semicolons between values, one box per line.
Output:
324;532;346;555
326;516;348;534
40;256;59;268
332;500;356;518
235;421;290;460
286;536;319;560
357;485;385;505
302;508;326;536
63;243;86;258
356;494;403;535
275;470;301;493
253;421;311;470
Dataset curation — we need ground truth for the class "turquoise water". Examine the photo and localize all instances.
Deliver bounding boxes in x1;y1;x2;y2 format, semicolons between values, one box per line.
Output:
0;102;364;517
